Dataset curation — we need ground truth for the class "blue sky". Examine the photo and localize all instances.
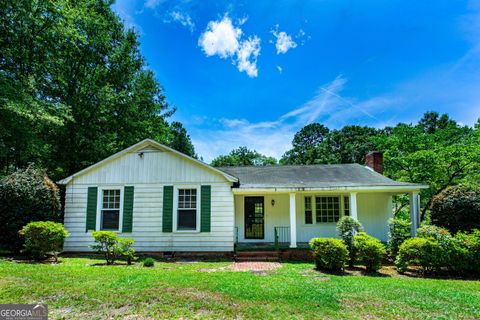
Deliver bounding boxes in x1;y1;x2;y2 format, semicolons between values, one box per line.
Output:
113;0;480;162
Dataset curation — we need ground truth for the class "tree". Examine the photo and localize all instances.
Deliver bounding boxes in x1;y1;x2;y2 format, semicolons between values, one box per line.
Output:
211;147;277;167
0;0;185;181
167;122;197;158
375;114;480;220
281;124;378;165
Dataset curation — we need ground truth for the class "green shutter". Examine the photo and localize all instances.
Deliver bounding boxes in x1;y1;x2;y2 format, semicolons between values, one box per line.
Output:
162;186;173;232
122;186;134;232
200;185;211;232
86;187;98;232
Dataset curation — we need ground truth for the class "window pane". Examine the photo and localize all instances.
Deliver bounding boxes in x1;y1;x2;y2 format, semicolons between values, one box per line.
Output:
178;209;196;230
102;210;119;230
315;196;340;223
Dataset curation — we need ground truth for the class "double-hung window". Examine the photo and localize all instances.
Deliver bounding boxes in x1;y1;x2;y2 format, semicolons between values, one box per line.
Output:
304;196;313;224
315;196;341;223
343;196;350;216
101;189;121;230
177;188;197;231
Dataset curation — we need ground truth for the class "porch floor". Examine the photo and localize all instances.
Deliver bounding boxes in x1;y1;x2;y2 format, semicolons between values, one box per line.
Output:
235;242;310;251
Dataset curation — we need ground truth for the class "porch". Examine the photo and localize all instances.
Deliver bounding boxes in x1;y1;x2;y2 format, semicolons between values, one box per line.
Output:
233;189;423;249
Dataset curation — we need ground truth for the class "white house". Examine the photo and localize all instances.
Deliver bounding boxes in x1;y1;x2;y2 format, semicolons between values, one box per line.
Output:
59;139;427;252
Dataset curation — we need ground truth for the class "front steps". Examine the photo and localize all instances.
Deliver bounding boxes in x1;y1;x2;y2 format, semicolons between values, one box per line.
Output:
234;250;280;262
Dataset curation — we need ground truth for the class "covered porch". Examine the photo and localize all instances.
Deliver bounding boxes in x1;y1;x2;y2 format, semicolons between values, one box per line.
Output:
233;187;425;249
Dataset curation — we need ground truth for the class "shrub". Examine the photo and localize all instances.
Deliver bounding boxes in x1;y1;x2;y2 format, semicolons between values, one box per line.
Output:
395;237;443;274
143;257;155;267
336;216;363;267
452;229;480;274
354;232;386;272
91;231;119;265
310;238;349;272
0;166;61;251
430;184;480;234
118;238;135;265
387;218;411;257
90;231;136;265
19;221;69;261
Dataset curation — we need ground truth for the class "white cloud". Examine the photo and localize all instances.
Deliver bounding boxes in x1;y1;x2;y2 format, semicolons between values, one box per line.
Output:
165;11;195;32
198;16;241;58
271;26;297;54
236;36;261;77
198;16;261;77
276;65;283;73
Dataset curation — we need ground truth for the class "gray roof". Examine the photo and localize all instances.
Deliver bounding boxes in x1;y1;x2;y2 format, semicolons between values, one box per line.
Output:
218;164;422;189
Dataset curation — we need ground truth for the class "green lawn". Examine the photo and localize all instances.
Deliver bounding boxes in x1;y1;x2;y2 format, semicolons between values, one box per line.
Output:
1;258;479;319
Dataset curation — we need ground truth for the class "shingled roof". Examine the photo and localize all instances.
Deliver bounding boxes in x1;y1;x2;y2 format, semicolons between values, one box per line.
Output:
218;164;424;189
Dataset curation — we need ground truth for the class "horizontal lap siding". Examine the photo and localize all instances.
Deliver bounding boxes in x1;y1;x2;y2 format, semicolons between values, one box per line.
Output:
64;182;234;252
63;149;234;252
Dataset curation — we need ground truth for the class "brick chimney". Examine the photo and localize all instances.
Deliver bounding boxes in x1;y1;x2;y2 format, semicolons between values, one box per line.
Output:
365;151;383;174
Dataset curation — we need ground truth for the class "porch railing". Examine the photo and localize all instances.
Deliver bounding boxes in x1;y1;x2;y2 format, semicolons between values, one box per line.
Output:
274;226;290;251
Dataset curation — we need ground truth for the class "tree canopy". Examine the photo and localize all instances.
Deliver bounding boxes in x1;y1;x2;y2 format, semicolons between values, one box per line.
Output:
0;0;196;180
210;147;277;167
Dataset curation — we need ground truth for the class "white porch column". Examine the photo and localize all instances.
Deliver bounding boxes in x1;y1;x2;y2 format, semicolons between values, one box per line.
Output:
289;193;297;248
409;192;420;236
349;192;358;221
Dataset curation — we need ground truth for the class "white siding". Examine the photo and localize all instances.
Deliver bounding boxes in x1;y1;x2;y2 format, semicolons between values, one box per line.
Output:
63;148;234;252
235;192;393;243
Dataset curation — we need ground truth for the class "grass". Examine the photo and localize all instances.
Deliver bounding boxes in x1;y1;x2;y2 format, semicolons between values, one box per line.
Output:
0;257;479;319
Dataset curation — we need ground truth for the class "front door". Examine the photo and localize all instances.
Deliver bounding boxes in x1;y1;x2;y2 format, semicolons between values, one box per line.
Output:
244;196;264;239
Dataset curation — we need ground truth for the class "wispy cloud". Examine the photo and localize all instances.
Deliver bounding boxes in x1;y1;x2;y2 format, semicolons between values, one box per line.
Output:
185;75;395;162
163;11;195;32
198;15;261;77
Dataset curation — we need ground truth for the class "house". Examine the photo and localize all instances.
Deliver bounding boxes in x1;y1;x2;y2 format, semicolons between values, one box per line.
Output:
58;139;427;252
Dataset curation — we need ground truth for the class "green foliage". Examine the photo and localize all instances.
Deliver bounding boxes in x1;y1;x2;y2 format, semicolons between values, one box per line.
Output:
0;0;193;180
0;166;61;251
353;232;386;272
430;184;480;234
19;221;69;261
118;238;135;265
143;257;155;267
395;237;443;274
309;238;349;272
91;231;119;265
454;230;480;274
211;146;277;167
167;122;197;158
336;216;363;267
91;231;136;265
281;125;378;165
387;218;411;257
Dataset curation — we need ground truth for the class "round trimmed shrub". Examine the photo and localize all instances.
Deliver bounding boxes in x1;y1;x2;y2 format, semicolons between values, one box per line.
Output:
309;238;349;272
143;257;155;267
0;166;61;251
430;184;480;234
354;232;386;272
336;216;363;267
452;229;480;274
395;237;443;274
19;221;69;261
387;218;411;257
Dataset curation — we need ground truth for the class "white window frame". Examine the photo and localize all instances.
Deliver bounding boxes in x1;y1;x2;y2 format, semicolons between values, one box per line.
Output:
302;194;350;225
173;185;201;233
96;186;124;232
